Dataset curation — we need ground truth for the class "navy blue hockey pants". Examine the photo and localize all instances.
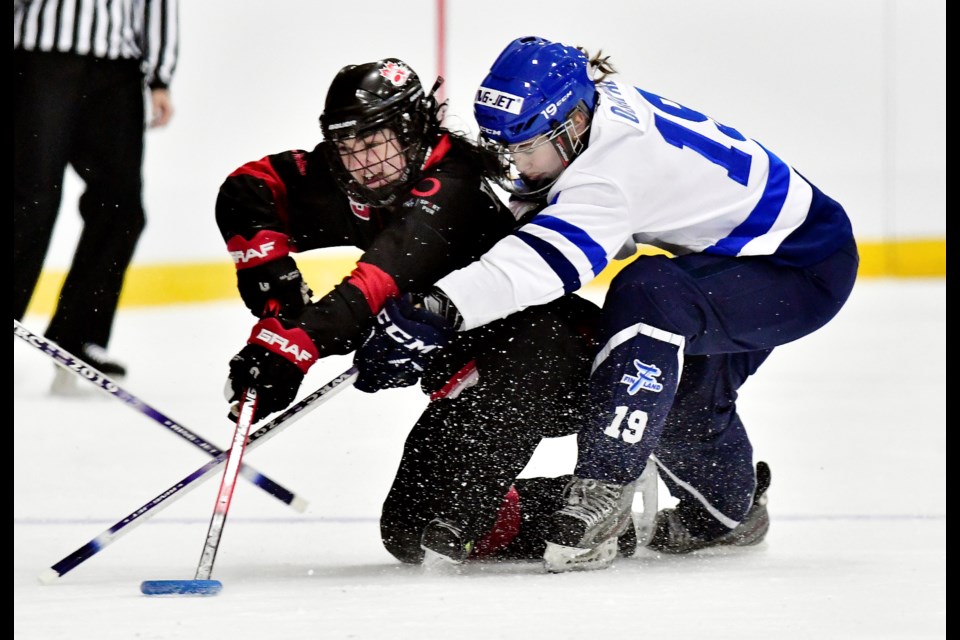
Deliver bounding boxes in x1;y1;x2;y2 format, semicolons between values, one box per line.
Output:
575;239;859;537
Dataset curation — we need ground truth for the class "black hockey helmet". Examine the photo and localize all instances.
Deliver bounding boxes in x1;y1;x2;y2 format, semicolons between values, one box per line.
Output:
319;58;443;207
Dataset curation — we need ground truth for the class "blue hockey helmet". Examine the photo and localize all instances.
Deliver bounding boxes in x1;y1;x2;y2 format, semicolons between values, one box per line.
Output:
474;36;596;195
474;36;596;146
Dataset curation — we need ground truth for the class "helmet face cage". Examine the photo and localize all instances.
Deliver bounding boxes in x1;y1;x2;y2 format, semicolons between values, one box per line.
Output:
480;101;591;197
324;108;430;207
320;59;439;207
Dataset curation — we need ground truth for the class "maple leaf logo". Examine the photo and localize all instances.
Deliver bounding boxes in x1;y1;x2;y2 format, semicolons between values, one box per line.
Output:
379;61;410;87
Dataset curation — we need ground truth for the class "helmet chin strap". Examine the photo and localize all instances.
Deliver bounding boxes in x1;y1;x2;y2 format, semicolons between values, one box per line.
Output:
551;109;591;168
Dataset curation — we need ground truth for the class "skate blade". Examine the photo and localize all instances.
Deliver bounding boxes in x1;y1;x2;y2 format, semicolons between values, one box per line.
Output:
421;548;464;574
49;368;120;398
631;510;658;552
543;539;617;573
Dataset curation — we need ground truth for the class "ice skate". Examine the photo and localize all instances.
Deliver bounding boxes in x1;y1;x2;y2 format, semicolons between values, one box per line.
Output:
420;518;474;567
78;343;127;377
543;477;637;573
647;461;771;554
50;343;127;397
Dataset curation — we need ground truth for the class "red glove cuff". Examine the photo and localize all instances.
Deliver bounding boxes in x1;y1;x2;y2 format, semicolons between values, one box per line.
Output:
346;261;400;314
247;317;319;374
227;230;292;270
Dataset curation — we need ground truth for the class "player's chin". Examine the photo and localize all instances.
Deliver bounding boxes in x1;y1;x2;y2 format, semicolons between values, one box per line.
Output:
521;174;556;191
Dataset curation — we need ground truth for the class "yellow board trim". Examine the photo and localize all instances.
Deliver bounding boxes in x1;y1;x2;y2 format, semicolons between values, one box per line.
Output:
24;238;945;316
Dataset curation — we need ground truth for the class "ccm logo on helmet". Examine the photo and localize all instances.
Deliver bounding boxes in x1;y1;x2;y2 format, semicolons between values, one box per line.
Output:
540;89;574;120
254;328;315;363
231;241;277;265
475;87;524;114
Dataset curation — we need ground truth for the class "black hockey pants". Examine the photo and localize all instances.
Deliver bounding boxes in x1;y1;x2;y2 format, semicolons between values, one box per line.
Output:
380;294;599;563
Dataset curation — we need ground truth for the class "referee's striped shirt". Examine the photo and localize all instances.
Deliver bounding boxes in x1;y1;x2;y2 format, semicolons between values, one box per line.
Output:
13;0;178;89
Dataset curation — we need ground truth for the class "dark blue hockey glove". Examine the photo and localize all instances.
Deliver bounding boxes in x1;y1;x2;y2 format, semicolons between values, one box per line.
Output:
353;295;455;394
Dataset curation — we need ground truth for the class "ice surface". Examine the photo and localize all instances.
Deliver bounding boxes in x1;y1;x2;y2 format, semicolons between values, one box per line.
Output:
14;280;945;639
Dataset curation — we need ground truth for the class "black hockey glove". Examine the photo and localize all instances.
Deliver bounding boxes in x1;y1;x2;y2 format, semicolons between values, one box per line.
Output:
353;292;458;394
236;255;313;318
225;317;319;422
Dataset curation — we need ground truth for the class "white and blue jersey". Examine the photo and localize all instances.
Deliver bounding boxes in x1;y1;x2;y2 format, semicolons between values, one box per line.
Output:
437;79;853;330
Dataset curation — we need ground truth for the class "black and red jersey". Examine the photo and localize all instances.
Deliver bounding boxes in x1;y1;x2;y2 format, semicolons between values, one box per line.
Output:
215;133;516;357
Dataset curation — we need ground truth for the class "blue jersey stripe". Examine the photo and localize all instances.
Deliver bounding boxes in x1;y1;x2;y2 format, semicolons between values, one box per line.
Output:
514;230;582;293
707;144;790;256
529;212;609;276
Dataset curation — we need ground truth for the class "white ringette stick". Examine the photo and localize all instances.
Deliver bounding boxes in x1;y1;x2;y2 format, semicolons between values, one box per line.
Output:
13;319;307;511
38;367;358;583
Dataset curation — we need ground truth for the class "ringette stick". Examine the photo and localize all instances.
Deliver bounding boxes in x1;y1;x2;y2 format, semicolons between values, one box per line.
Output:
13;319;306;511
37;367;358;584
140;388;258;596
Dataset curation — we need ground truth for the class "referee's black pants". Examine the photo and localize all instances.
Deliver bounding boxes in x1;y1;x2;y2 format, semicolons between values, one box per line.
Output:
14;50;146;352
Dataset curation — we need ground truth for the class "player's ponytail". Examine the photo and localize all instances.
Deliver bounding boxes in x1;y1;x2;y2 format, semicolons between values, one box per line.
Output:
577;47;617;82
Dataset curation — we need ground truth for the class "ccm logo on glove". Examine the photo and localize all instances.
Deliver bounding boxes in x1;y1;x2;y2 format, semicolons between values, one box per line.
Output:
248;318;318;373
375;307;443;353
